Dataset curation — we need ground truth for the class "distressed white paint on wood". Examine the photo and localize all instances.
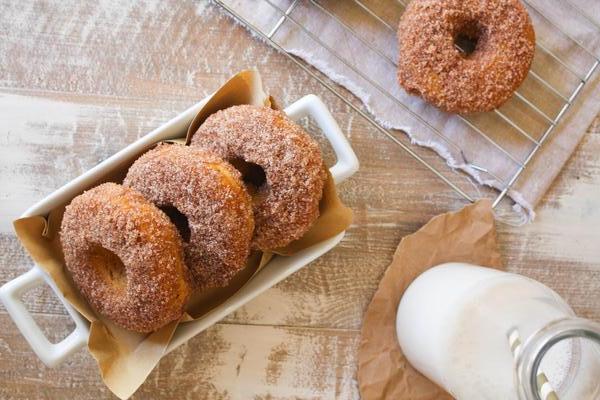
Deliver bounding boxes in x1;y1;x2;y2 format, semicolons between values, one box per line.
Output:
0;313;360;399
0;92;193;232
499;126;600;321
0;1;599;399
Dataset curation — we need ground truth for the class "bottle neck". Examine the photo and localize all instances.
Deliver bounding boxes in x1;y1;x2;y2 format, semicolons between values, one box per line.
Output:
516;318;600;400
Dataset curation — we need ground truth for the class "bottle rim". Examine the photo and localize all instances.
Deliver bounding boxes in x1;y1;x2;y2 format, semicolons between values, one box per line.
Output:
517;318;600;400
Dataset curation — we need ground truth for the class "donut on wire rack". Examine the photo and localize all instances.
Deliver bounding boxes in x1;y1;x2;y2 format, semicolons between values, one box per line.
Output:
397;0;535;113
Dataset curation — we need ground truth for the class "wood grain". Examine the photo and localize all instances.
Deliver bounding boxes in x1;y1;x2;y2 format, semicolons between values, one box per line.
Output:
0;1;598;399
0;314;360;400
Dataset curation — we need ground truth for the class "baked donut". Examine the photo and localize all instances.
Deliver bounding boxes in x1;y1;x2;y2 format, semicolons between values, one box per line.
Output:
190;105;327;250
123;143;254;289
60;183;190;333
397;0;535;113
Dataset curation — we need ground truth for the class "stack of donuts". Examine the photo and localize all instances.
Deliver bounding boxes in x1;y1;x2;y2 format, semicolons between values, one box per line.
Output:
60;105;327;333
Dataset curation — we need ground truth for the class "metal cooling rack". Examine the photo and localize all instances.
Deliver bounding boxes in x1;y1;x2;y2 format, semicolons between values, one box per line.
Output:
214;0;600;209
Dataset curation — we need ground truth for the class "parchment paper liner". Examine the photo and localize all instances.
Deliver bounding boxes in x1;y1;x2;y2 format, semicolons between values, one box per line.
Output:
357;199;503;400
12;70;353;399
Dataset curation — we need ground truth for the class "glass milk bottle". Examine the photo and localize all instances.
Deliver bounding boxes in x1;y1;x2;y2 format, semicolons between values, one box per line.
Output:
396;263;600;400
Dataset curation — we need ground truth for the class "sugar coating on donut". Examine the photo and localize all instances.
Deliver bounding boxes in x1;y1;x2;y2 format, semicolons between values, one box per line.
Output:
397;0;535;113
60;182;190;333
191;105;327;250
123;143;254;289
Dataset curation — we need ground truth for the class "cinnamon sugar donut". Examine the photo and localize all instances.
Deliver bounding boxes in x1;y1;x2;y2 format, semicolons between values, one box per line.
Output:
60;183;190;333
397;0;535;113
123;143;254;289
190;105;327;251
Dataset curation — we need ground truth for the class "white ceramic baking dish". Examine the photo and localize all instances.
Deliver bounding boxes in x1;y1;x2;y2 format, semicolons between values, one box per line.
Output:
0;94;359;367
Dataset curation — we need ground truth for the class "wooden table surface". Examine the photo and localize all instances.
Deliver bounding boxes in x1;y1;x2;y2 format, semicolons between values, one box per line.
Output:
1;1;599;399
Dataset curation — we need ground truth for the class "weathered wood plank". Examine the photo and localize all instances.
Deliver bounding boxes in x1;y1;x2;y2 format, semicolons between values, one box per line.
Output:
0;1;599;398
0;313;359;400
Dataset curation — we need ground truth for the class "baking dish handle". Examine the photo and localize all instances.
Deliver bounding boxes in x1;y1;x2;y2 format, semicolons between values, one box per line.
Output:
0;265;88;367
284;94;359;184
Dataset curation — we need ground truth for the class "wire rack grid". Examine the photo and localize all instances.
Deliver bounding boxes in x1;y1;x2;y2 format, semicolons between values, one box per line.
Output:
214;0;600;211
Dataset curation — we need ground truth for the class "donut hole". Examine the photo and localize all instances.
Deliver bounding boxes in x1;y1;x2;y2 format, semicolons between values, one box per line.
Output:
160;206;191;242
89;244;127;290
228;158;267;195
453;20;483;57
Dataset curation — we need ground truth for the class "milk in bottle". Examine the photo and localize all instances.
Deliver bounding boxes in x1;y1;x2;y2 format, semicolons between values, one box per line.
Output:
396;263;600;399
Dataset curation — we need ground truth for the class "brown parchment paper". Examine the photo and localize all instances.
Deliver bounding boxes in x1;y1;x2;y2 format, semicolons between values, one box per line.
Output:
12;70;352;399
357;199;503;400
